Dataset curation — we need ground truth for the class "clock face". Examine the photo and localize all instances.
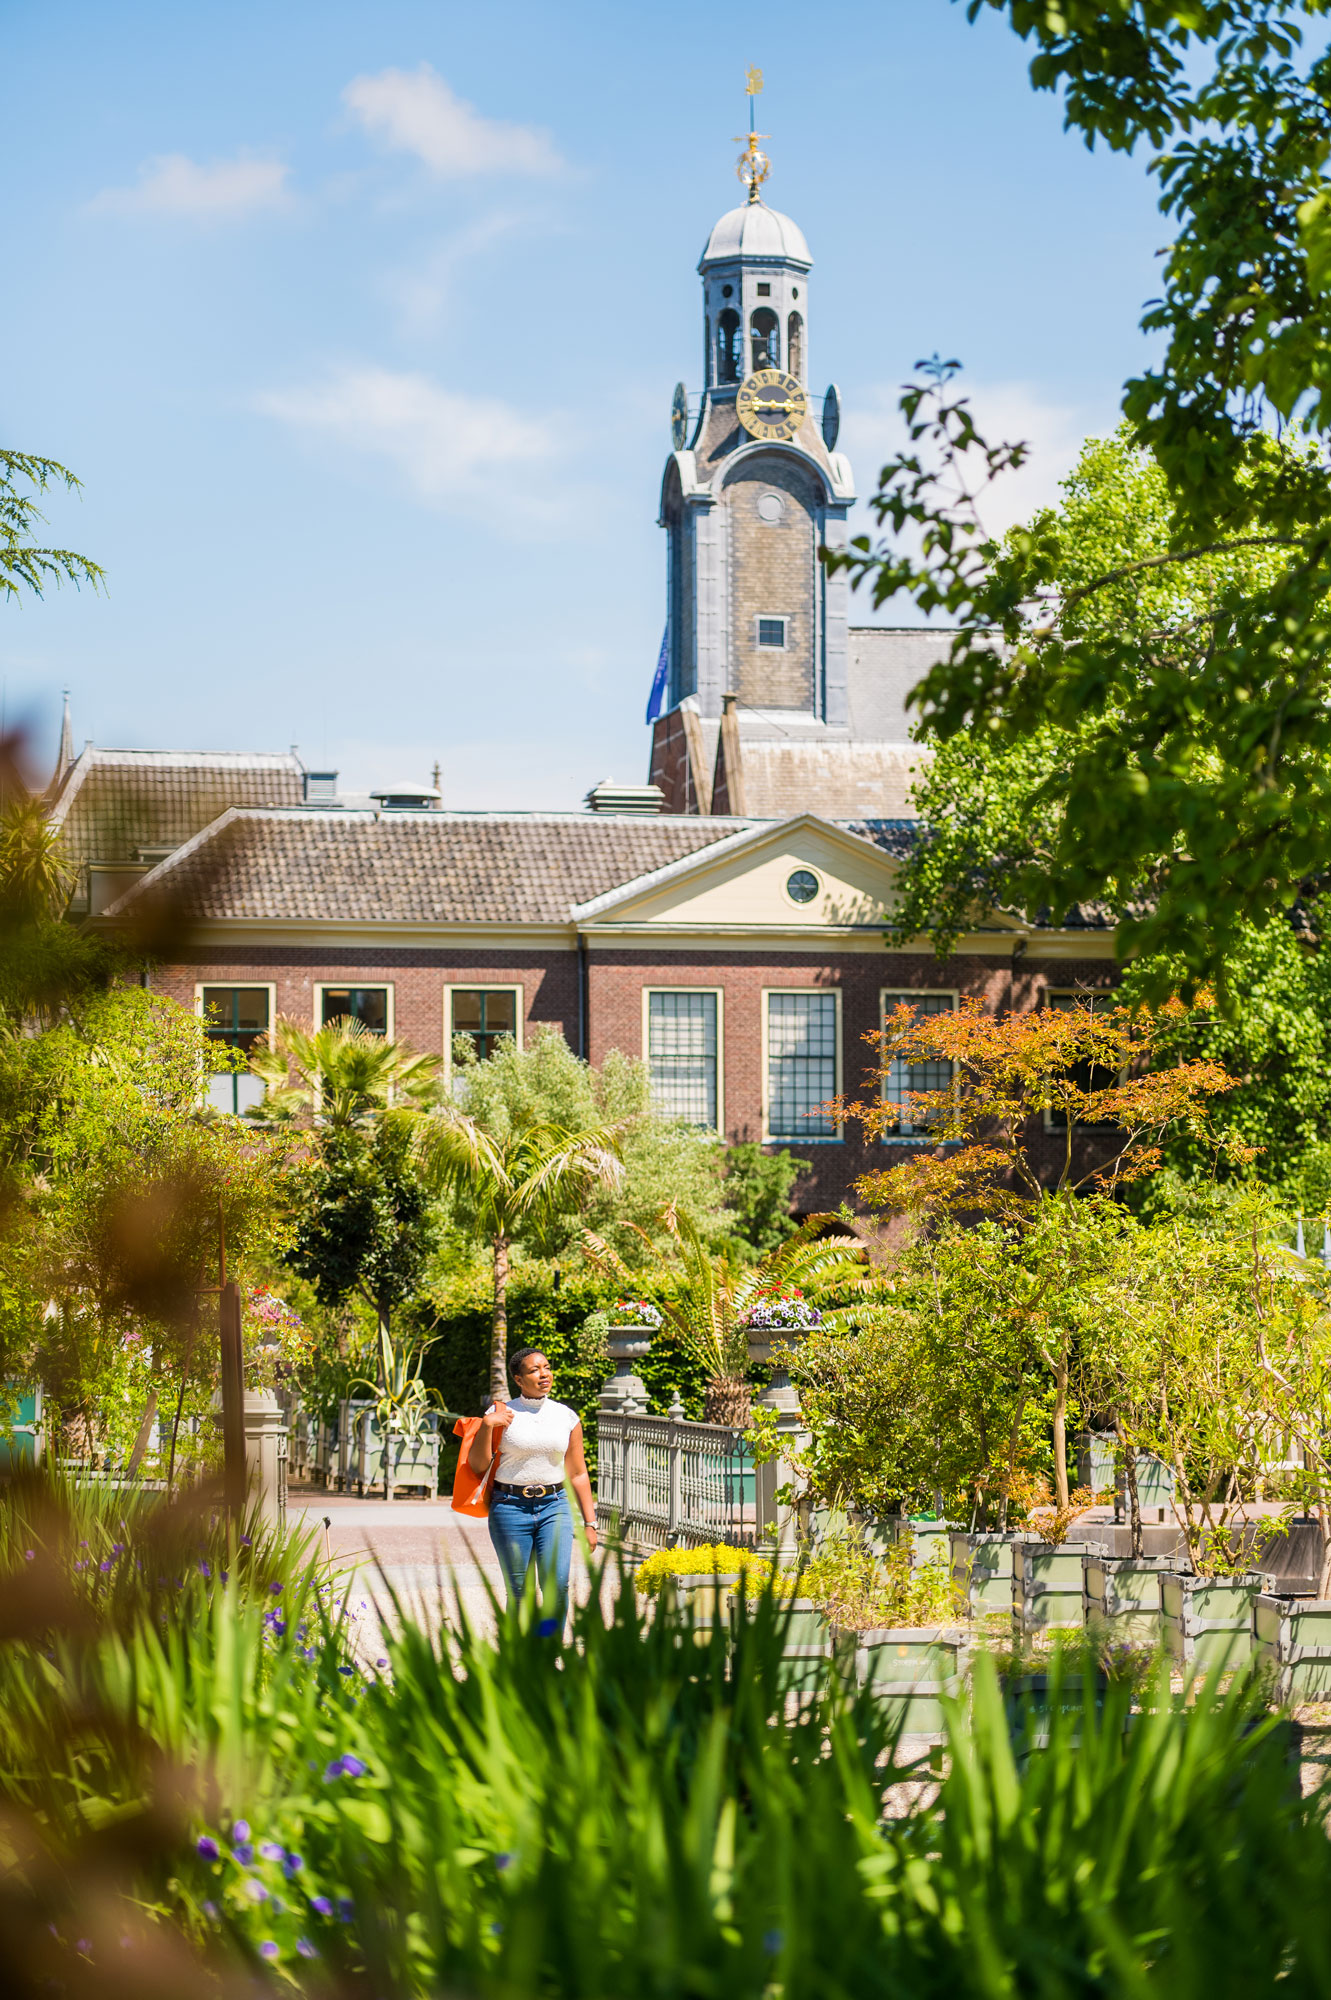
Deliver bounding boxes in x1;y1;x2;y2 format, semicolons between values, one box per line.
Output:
736;368;809;443
670;380;689;450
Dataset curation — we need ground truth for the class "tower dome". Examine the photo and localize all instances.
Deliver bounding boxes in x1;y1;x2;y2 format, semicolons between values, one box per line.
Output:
699;201;812;271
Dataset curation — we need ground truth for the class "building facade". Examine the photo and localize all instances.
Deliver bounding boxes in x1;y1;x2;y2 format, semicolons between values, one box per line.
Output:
51;159;1118;1215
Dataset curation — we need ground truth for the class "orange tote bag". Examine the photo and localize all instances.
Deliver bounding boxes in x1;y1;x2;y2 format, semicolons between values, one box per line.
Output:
451;1416;497;1518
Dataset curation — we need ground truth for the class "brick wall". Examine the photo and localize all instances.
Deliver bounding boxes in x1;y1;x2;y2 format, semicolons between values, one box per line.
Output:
725;451;819;710
152;941;1120;1214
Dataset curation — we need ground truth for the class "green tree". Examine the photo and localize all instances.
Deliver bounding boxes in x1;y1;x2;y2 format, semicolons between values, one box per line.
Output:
421;1095;627;1402
831;0;1331;986
1;450;104;602
249;1014;442;1125
720;1142;811;1255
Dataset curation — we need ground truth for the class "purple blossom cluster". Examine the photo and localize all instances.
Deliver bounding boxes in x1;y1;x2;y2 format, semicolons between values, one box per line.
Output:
743;1294;822;1333
195;1813;357;1966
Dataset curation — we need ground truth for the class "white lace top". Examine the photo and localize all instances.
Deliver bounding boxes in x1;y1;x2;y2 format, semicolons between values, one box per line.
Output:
485;1395;580;1486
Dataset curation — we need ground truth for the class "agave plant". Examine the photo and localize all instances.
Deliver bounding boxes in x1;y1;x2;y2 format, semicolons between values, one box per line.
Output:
583;1205;866;1425
248;1015;442;1126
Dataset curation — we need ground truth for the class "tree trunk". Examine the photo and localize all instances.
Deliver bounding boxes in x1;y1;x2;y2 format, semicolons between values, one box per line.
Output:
1052;1357;1070;1511
703;1375;752;1427
490;1231;511;1403
1121;1429;1143;1558
997;1392;1028;1534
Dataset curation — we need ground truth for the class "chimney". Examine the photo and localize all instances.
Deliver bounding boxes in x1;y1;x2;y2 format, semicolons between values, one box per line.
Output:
303;771;340;805
584;780;665;816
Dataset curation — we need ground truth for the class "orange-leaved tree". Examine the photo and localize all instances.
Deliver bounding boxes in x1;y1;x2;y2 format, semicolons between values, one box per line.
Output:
833;996;1247;1507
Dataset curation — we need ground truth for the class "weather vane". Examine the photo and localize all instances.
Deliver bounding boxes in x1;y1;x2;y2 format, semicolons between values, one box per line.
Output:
733;65;770;204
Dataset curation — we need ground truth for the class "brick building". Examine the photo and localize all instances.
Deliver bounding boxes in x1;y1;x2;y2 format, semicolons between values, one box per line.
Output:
50;160;1118;1215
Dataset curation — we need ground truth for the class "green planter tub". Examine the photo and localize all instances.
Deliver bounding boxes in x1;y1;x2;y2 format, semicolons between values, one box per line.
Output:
1253;1591;1331;1704
873;1516;955;1569
1082;1552;1171;1645
951;1530;1033;1617
1013;1543;1086;1635
833;1623;968;1737
776;1598;831;1697
1161;1572;1260;1670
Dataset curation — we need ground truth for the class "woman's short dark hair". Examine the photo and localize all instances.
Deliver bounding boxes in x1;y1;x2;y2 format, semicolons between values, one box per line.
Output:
508;1346;547;1383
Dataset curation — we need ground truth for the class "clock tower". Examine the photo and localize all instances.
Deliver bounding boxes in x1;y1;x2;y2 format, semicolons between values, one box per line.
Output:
651;75;856;814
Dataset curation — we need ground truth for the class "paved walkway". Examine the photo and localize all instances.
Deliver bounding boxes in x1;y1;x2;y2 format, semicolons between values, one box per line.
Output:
288;1488;605;1656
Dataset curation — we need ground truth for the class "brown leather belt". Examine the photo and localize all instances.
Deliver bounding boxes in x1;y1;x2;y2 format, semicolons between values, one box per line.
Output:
493;1480;562;1500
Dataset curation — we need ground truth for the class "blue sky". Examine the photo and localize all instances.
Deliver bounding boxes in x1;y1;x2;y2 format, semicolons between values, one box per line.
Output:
4;0;1162;806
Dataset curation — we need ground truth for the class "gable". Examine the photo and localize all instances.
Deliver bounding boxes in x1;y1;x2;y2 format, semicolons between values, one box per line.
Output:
578;818;903;932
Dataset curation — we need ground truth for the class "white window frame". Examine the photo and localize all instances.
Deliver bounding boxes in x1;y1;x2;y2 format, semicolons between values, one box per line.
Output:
194;982;277;1116
755;615;788;649
879;987;958;1144
443;983;524;1090
761;986;843;1144
312;981;395;1039
641;986;725;1133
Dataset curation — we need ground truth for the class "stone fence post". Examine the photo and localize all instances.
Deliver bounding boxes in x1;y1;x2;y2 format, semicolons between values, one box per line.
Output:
244;1388;288;1531
748;1327;811;1560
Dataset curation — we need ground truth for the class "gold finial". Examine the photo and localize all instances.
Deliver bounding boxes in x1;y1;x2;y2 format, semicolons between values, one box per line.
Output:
733;66;770;204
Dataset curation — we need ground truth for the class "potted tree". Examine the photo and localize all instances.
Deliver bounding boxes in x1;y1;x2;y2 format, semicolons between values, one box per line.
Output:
352;1325;443;1500
803;1525;967;1738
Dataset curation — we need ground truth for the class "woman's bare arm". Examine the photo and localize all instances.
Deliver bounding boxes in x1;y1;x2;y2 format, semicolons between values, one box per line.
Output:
564;1422;598;1547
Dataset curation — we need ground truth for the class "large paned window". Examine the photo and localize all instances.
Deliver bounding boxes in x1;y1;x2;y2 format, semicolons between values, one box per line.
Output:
646;989;720;1129
319;987;389;1035
199;985;272;1115
449;988;519;1065
881;990;955;1139
766;991;839;1140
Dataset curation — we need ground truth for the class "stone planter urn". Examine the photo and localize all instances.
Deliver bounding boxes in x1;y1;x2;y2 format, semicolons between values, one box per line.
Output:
745;1322;806;1419
600;1328;653;1414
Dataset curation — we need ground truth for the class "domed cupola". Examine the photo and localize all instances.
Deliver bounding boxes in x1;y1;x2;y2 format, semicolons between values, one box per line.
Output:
700;198;812;385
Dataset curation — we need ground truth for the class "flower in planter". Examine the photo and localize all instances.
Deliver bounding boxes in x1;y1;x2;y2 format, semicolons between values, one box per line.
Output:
742;1283;823;1334
611;1299;663;1329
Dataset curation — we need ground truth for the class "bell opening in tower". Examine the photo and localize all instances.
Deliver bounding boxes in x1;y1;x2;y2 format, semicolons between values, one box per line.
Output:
787;311;804;379
750;307;779;372
716;309;742;384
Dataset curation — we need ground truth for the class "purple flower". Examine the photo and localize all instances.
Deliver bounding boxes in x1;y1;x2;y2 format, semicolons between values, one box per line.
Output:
233;1844;254;1865
297;1938;318;1959
268;1581;283;1596
258;1940;279;1960
232;1820;250;1844
310;1895;333;1918
375;1657;388;1668
324;1753;367;1781
198;1560;211;1579
244;1878;268;1903
99;1560;112;1573
283;1852;303;1877
260;1841;284;1862
23;1549;34;1562
240;1534;252;1547
537;1617;559;1638
337;1665;354;1676
76;1939;90;1954
202;1901;219;1921
494;1852;513;1872
337;1898;354;1923
196;1836;220;1861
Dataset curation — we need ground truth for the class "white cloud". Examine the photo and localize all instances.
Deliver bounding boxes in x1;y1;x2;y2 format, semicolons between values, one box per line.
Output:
343;63;564;178
384;211;522;336
88;152;292;219
256;363;562;512
843;377;1108;545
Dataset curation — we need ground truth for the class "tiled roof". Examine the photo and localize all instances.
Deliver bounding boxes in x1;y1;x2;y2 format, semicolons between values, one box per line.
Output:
105;809;758;927
52;749;305;871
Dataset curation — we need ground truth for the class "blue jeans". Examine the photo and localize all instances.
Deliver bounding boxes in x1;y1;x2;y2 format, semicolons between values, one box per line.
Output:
488;1489;572;1625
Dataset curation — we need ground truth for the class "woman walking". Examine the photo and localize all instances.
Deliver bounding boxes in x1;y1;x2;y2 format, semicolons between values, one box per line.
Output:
468;1346;597;1623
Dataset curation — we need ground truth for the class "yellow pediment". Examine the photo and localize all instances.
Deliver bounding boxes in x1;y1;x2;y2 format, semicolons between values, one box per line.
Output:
579;818;901;930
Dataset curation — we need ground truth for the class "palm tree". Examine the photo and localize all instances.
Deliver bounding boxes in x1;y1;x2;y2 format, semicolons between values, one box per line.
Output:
584;1205;866;1425
419;1109;627;1401
249;1015;442;1126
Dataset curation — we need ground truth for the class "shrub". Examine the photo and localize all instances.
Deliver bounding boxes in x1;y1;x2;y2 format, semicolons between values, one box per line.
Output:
633;1542;787;1597
799;1527;965;1631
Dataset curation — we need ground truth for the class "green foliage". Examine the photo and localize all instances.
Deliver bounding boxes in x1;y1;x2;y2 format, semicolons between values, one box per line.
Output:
6;1472;1331;1997
720;1140;811;1253
443;1028;733;1258
799;1525;964;1631
250;1013;442;1126
287;1115;436;1339
0;449;104;602
632;1542;782;1595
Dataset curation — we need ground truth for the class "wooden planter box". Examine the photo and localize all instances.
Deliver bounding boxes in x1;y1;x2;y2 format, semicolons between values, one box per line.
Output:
1253;1591;1331;1704
336;1398;374;1492
1161;1572;1260;1670
1013;1543;1086;1634
832;1623;968;1737
1083;1552;1172;1645
873;1515;955;1569
1004;1669;1108;1750
356;1415;440;1498
950;1530;1034;1617
776;1597;831;1696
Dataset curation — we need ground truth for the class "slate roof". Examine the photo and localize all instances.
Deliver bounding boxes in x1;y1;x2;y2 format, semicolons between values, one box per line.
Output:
104;809;759;927
52;749;305;873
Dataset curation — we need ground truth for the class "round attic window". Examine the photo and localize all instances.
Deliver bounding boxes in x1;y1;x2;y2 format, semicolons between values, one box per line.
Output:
786;868;819;905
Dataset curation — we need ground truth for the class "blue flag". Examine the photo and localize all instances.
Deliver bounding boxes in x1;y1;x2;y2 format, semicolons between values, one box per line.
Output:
645;623;670;723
